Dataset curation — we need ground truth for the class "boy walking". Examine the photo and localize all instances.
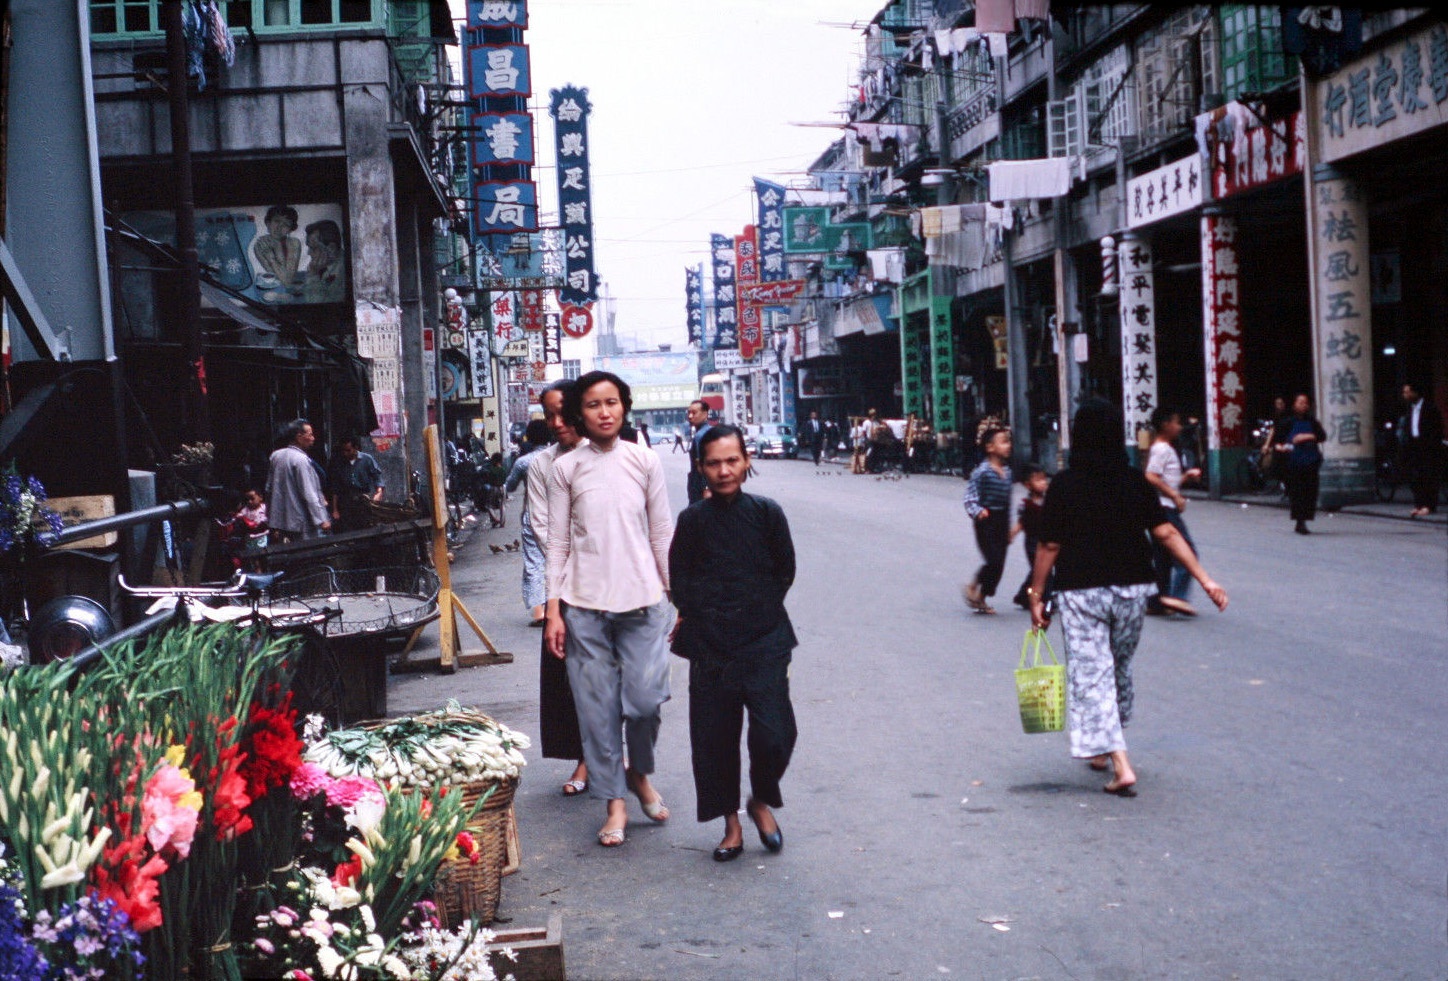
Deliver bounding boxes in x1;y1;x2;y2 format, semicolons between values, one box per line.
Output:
962;421;1013;615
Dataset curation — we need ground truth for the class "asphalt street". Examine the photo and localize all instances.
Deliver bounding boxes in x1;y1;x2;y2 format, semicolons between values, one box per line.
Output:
390;447;1448;981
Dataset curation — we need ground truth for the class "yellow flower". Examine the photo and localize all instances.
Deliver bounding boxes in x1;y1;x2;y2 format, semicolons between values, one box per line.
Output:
164;745;187;768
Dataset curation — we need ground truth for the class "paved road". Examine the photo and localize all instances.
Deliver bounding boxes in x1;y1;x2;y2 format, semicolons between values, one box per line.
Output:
391;448;1448;980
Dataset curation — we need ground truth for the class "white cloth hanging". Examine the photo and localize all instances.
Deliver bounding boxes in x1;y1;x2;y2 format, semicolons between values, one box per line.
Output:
987;157;1073;200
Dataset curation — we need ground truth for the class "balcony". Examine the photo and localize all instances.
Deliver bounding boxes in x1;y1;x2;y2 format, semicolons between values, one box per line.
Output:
945;88;1001;162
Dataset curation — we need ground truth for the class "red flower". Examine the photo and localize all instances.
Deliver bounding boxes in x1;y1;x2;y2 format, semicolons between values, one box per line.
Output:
90;834;168;933
332;854;363;887
238;695;305;800
212;744;255;840
455;831;480;865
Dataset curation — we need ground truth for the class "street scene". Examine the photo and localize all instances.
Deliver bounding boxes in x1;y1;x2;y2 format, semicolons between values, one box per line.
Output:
0;1;1446;980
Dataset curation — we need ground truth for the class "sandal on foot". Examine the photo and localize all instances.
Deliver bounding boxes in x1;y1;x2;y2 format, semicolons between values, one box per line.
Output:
597;827;626;847
973;604;997;615
1103;783;1138;798
639;796;669;823
561;779;587;796
1088;756;1111;771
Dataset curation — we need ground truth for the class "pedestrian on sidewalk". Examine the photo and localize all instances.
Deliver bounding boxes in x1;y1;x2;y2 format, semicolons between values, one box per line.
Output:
507;418;556;625
962;420;1013;615
803;411;824;465
545;371;675;847
1144;407;1202;616
1027;399;1228;797
669;425;797;863
1399;381;1443;517
528;382;588;796
1272;393;1327;535
1009;464;1051;611
686;400;713;504
266;418;330;543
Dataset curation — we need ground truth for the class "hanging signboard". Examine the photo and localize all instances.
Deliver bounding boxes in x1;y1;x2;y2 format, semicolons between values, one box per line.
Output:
467;329;495;398
468;0;527;29
550;86;597;305
735;226;763;360
469;111;535;168
544;311;562;362
467;44;531;100
710;234;736;350
1126;154;1203;229
475;230;563;292
473;181;538;237
754;178;788;283
738;280;807;305
685;265;704;345
782;206;872;253
491;291;518;345
560;303;594;338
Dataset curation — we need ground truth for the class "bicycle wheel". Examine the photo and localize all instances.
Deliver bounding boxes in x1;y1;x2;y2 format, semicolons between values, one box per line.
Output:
286;628;344;728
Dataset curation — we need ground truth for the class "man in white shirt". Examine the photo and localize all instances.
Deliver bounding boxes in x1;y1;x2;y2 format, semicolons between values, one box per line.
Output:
1144;407;1201;616
1400;382;1443;517
545;371;675;847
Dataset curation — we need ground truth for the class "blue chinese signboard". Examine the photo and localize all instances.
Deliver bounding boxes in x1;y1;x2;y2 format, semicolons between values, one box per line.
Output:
473;180;538;236
754;179;787;283
710;233;736;350
468;0;527;29
475;230;564;291
469;111;534;167
550;86;597;304
685;264;704;345
468;44;531;99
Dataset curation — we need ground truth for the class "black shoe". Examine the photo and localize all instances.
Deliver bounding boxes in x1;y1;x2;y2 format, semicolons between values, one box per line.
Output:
1294;521;1310;535
747;803;784;853
712;845;743;862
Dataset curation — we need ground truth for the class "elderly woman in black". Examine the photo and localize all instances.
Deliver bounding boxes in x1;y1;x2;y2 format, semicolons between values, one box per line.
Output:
1026;399;1229;797
1272;392;1328;535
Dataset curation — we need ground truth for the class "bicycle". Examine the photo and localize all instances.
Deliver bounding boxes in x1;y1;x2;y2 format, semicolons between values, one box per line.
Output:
113;569;345;725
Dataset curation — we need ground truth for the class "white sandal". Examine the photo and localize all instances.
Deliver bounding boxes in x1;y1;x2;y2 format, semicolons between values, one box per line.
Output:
561;778;587;796
597;827;626;847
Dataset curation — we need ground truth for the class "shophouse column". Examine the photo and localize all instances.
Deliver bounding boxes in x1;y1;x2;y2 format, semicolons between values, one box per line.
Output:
1200;209;1248;495
1306;165;1374;506
928;268;957;435
1118;232;1157;454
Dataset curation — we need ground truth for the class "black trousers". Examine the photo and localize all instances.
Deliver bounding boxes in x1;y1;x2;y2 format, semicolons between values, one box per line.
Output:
1405;443;1442;511
539;631;584;761
689;648;796;823
1284;465;1320;522
972;509;1010;598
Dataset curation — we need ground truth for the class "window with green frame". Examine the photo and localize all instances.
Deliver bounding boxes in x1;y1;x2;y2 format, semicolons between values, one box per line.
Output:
1217;5;1291;100
90;0;382;38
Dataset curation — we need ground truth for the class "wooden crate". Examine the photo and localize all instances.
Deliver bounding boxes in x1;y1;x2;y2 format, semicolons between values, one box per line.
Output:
486;915;565;980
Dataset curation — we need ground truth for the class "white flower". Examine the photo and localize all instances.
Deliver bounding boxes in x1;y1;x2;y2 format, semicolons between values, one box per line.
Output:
315;944;345;978
344;796;385;838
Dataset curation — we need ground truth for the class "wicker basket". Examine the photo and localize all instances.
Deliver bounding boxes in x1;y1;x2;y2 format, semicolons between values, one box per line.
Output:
433;776;519;928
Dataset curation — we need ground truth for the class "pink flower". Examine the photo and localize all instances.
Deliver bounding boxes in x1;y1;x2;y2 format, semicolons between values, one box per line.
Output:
290;761;330;801
290;761;385;810
141;765;202;859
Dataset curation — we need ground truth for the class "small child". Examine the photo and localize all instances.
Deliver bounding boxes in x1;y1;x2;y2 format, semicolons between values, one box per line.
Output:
1011;465;1051;610
220;489;269;569
962;421;1013;614
237;487;267;528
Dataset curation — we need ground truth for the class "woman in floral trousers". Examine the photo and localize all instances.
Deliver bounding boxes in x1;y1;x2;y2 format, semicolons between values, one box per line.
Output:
1026;400;1229;797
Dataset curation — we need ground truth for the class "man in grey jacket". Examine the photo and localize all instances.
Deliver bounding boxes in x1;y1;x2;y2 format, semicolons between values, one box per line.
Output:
266;419;331;542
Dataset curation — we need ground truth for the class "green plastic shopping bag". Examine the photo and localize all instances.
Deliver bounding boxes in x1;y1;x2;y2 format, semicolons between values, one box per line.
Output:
1015;627;1066;734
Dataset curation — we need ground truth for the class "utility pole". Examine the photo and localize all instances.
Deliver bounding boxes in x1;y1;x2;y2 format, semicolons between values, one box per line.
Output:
1046;28;1075;470
997;53;1032;466
162;0;210;446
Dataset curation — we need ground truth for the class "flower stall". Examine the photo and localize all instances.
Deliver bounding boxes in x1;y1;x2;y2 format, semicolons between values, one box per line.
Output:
0;622;531;981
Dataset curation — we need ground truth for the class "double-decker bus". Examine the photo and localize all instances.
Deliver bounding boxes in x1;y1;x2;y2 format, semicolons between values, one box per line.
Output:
698;373;726;417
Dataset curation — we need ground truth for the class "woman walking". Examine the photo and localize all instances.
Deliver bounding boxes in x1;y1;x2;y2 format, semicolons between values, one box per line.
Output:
1026;399;1228;797
962;421;1013;614
545;371;675;847
1273;393;1327;535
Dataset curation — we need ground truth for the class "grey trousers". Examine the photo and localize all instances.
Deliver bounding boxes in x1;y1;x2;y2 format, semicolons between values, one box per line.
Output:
1057;583;1153;759
562;602;673;801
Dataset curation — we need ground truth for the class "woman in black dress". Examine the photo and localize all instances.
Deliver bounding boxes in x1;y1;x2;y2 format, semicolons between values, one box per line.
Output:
1272;393;1327;535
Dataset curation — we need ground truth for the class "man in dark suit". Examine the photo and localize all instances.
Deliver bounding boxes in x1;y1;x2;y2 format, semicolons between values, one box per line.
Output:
686;400;712;504
1400;382;1444;516
802;410;824;466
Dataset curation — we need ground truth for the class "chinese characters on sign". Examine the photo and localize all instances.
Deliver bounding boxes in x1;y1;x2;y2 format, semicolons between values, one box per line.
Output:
754;179;788;284
468;328;495;398
1315;23;1448;164
1208;108;1306;198
468;0;527;29
1312;175;1375;468
1118;236;1158;443
559;303;594;338
474;230;564;291
520;288;545;331
685;265;704;345
1200;214;1246;450
470;112;534;167
1127;155;1202;229
543;311;562;363
781;206;872;253
711;234;736;350
473;181;538;236
467;44;531;99
550;86;597;305
735;226;763;360
491;291;517;344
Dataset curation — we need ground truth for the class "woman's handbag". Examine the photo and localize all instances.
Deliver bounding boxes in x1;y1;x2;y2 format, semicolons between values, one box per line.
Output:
1015;628;1066;734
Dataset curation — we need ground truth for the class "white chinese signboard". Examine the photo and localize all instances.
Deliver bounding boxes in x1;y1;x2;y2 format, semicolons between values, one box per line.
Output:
1127;154;1203;229
1314;23;1448;165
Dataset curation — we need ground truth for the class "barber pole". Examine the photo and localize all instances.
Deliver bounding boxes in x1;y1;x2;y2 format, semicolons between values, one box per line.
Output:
1100;235;1118;297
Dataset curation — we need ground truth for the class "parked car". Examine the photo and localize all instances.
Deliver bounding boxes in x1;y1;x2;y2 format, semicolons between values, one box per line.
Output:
743;423;797;459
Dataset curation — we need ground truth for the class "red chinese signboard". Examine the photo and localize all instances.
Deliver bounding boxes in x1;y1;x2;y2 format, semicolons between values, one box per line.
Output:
520;288;546;331
735;225;763;360
1201;214;1246;448
559;303;593;338
1205;105;1305;199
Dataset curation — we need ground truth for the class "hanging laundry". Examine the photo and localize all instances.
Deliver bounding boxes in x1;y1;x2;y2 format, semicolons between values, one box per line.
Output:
206;0;236;67
1014;0;1050;22
986;157;1073;200
182;0;210;89
939;204;963;235
953;27;982;53
987;32;1009;58
920;207;945;239
974;0;1016;34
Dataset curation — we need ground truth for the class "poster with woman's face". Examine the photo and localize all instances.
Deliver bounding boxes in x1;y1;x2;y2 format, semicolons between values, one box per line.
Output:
123;203;347;305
